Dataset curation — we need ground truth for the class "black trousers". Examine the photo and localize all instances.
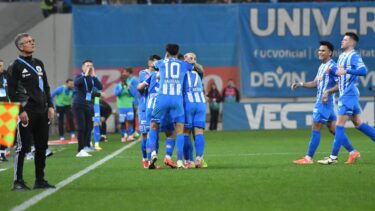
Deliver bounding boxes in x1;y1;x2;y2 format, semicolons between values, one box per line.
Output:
56;105;75;137
100;121;107;135
73;104;93;152
209;108;219;131
14;110;49;182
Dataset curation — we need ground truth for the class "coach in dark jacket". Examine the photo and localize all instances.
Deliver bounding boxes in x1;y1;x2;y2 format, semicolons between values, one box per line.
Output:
7;33;55;190
73;59;102;157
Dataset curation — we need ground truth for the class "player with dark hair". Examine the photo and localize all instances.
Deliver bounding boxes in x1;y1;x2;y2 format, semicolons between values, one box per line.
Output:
137;54;161;168
292;41;350;164
147;44;192;169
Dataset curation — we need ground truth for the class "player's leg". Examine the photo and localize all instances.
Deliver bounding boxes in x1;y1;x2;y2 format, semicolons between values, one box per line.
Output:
353;114;375;141
164;129;177;168
192;105;206;168
66;105;75;140
148;121;160;169
295;121;322;164
125;108;135;142
175;122;185;168
56;106;65;140
183;128;193;168
139;110;148;167
183;103;194;167
194;127;205;168
118;108;127;142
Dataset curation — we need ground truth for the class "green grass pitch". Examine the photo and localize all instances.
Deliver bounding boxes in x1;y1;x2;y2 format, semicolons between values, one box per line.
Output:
1;128;375;210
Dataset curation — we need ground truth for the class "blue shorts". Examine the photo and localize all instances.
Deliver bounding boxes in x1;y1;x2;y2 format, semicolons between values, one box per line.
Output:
146;94;174;132
118;107;134;123
138;106;149;134
160;114;175;132
184;102;206;129
152;95;185;124
312;103;336;124
337;95;361;116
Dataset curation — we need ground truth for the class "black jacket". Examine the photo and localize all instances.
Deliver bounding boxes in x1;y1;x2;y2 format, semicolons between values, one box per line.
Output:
7;56;53;113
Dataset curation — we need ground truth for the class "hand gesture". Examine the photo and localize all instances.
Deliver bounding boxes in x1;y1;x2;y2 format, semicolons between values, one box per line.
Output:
19;111;29;125
291;82;299;90
48;107;55;121
336;65;346;76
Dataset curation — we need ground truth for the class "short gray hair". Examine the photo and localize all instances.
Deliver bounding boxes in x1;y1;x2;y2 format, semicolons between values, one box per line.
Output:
14;33;30;49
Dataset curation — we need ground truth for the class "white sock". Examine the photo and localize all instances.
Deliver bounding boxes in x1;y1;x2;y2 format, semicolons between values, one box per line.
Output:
329;155;337;160
305;155;312;160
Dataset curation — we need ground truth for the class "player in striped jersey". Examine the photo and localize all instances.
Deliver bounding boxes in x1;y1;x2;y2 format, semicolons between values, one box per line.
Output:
318;32;375;165
138;55;161;168
292;41;350;164
147;44;192;169
137;63;179;169
183;52;206;168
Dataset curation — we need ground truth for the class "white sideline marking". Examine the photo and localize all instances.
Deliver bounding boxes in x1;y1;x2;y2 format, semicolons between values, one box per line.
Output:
206;151;374;157
11;140;139;211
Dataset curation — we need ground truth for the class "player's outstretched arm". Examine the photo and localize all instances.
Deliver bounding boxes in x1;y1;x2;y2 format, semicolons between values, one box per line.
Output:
291;80;317;90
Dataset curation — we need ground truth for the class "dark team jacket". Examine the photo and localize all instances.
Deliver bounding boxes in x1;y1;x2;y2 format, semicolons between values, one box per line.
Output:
7;56;53;113
72;73;102;107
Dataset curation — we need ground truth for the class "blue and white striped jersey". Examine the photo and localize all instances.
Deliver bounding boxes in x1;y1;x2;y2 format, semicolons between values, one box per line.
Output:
315;59;337;105
154;58;192;97
138;69;151;111
183;70;206;104
336;50;367;97
144;71;159;95
144;72;159;110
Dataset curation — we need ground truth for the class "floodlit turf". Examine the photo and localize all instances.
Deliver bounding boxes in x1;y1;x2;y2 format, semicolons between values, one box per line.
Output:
1;129;375;210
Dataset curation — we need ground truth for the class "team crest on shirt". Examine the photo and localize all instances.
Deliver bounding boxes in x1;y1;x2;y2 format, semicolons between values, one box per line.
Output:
36;66;43;76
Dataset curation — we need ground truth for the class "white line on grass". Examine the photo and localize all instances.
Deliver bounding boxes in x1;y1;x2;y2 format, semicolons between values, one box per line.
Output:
206;151;374;157
11;140;139;211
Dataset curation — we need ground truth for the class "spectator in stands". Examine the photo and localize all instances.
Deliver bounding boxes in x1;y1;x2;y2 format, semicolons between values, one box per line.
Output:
222;79;240;103
40;0;57;18
207;82;221;130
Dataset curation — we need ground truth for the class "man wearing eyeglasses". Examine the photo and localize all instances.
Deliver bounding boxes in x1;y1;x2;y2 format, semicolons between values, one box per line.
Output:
7;33;55;191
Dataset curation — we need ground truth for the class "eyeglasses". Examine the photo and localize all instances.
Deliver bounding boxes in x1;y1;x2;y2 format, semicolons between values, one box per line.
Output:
21;39;35;45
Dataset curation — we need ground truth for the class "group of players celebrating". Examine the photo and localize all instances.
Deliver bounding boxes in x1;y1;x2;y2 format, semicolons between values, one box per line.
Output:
132;44;206;169
292;32;375;165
